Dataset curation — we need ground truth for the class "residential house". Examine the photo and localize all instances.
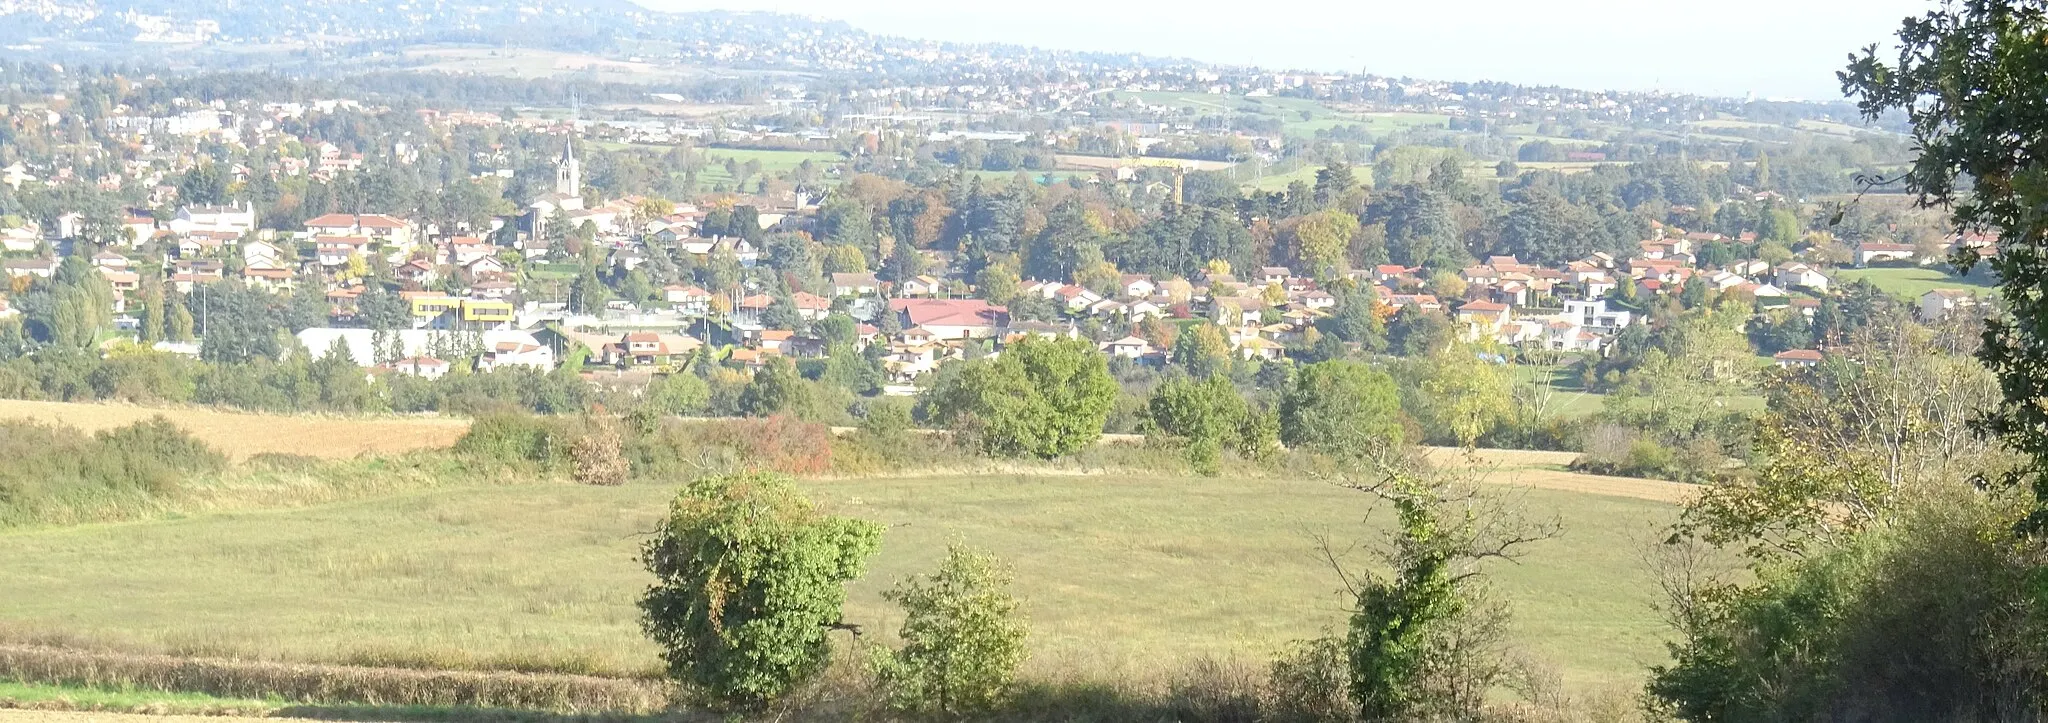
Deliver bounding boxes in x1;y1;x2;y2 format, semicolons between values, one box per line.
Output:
378;357;451;379
1119;274;1157;299
1101;336;1156;360
1559;299;1632;332
1774;349;1824;368
0;256;48;278
1295;290;1337;311
465;255;508;279
791;291;832;321
900;275;944;297
241;240;287;270
1919;288;1983;321
890;298;1007;339
478;339;556;372
602;331;701;366
830;272;880;298
98;268;139;294
241;266;292;290
304;213;414;251
1236;335;1284;361
315;235;370;268
1775;263;1830;292
171;203;256;237
664;285;712;316
1056;285;1104;313
1856;241;1918;267
394;258;439;286
1454;300;1512;341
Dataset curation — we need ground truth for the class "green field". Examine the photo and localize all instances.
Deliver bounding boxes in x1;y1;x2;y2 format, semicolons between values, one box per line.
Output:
1513;364;1766;418
1241;164;1322;192
1834;266;1996;299
1116;91;1448;140
593;144;846;193
0;473;1676;692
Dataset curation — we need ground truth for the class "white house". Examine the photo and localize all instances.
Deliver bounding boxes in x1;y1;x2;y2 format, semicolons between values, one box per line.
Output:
1100;335;1156;359
1919;288;1983;321
1775;263;1830;292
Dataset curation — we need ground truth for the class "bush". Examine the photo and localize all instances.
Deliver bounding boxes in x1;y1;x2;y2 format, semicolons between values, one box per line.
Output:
869;546;1030;715
569;415;628;486
1264;637;1351;723
629;416;835;479
639;471;881;708
0;417;225;527
452;413;576;469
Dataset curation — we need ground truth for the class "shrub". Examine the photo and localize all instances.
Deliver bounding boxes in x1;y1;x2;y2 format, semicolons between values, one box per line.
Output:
630;416;835;479
0;417;225;527
1264;637;1351;723
453;413;573;468
569;415;628;487
869;546;1029;715
639;471;881;708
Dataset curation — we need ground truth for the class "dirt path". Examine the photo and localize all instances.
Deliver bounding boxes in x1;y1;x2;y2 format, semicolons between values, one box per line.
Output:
0;399;470;461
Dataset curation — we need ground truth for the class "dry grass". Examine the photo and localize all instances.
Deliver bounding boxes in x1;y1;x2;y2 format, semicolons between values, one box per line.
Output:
1426;447;1699;504
0;400;469;461
0;646;667;715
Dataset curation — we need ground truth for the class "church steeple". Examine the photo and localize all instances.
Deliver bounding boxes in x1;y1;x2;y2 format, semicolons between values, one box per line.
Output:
554;135;581;197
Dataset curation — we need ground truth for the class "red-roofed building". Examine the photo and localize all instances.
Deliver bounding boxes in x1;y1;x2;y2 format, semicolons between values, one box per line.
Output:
889;298;1008;339
1773;349;1823;368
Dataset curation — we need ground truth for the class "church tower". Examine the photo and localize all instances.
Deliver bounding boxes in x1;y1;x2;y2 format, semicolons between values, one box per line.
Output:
554;138;581;198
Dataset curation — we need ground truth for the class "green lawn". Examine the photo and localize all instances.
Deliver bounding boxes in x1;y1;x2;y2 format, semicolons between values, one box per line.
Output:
1833;266;1996;300
1513;364;1766;418
0;474;1677;692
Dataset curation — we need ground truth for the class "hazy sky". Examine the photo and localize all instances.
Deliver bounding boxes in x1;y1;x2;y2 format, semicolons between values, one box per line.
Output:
634;0;1932;100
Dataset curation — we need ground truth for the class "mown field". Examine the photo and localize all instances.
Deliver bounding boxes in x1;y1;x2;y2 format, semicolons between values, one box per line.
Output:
0;466;1679;694
1834;266;1996;299
0;399;468;461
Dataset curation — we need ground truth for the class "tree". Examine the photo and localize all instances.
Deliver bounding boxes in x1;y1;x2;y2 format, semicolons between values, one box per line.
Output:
869;546;1030;715
1171;322;1232;378
1399;346;1514;448
1497;186;1607;266
1293;209;1361;277
923;337;1116;459
1388;306;1454;358
1843;0;2048;532
1147;375;1274;475
1339;464;1551;722
738;356;809;418
1280;360;1404;455
639;472;882;708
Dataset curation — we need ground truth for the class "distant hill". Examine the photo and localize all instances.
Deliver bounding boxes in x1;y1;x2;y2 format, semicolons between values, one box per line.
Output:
0;0;1168;76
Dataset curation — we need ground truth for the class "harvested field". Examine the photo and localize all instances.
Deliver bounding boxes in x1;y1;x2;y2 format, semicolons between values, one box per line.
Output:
0;400;469;461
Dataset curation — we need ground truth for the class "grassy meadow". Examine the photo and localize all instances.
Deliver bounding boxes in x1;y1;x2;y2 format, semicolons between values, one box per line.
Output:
0;471;1678;693
1833;266;1996;299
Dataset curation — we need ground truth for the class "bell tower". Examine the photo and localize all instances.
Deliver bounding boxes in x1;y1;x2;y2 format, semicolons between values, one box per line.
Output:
554;138;581;197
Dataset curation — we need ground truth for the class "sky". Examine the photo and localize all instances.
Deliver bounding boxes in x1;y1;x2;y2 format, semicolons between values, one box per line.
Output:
634;0;1932;100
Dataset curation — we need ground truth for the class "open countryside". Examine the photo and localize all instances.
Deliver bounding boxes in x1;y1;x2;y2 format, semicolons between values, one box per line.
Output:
0;0;2040;722
0;474;1674;690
